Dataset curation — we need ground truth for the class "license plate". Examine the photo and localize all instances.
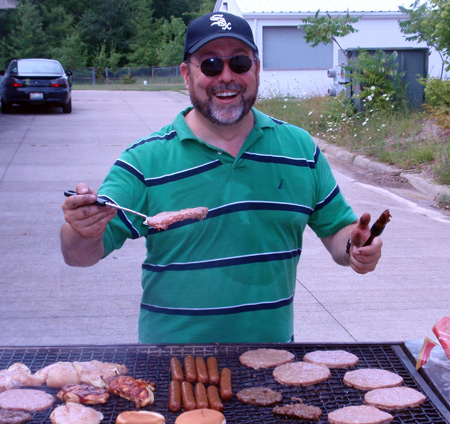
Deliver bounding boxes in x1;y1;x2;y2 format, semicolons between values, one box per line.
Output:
30;92;44;100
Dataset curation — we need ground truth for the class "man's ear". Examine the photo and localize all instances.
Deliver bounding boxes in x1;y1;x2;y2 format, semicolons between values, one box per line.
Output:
180;62;190;90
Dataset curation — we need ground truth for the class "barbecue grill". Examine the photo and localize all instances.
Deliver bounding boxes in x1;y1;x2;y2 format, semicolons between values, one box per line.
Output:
0;343;449;423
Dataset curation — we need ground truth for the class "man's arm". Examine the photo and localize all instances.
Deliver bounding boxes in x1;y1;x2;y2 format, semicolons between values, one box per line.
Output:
60;183;116;267
321;212;382;274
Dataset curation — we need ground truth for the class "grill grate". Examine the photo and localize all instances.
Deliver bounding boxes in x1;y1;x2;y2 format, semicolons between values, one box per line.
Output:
0;343;448;424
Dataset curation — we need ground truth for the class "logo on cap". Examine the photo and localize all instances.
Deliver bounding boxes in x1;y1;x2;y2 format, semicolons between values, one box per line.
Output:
210;14;232;31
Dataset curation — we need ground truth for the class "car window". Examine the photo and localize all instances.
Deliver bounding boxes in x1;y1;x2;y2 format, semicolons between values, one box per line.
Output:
17;60;63;75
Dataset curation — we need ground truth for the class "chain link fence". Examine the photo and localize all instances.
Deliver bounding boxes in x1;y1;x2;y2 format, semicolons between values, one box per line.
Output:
71;65;182;86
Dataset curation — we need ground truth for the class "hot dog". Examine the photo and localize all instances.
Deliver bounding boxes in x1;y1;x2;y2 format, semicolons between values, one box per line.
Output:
184;355;197;384
181;381;196;411
170;357;184;382
194;383;209;409
206;385;223;412
219;367;232;401
206;357;220;385
195;357;209;385
169;380;182;413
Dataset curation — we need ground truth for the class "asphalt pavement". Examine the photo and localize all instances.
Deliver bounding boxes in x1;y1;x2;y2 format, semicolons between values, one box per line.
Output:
1;90;449;347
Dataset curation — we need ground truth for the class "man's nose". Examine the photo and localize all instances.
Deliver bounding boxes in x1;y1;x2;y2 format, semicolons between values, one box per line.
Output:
217;61;235;81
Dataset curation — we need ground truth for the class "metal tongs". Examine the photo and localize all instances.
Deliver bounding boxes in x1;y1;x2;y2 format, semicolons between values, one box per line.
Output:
64;190;148;221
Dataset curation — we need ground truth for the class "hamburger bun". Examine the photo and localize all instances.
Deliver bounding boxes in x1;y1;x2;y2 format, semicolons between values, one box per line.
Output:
115;411;165;424
175;409;226;424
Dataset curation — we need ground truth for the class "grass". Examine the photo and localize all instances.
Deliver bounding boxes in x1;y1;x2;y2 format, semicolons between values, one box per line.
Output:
73;82;186;91
256;95;450;188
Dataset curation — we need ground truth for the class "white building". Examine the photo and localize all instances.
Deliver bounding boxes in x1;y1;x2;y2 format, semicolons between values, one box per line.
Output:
213;0;449;99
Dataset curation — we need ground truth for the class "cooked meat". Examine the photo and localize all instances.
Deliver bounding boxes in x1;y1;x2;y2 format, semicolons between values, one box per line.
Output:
50;402;103;424
343;369;403;391
73;360;128;388
239;348;295;370
0;363;31;392
105;375;155;408
273;362;331;386
34;362;81;388
273;398;322;420
328;405;394;424
145;207;208;230
0;408;32;424
0;389;54;412
364;386;426;410
57;383;109;405
303;350;359;369
236;387;282;406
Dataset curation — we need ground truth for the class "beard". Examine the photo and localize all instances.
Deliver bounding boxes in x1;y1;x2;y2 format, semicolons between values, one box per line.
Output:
189;81;258;126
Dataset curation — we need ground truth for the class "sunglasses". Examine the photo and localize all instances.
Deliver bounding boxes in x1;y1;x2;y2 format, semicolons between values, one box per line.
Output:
188;55;255;77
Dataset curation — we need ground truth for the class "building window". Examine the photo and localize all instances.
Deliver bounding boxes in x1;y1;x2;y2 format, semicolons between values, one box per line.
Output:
223;2;228;10
262;26;333;70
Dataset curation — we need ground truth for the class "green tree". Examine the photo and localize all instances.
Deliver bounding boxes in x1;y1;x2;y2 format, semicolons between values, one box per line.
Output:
155;16;186;66
299;10;361;59
399;0;447;77
50;33;88;69
5;0;48;59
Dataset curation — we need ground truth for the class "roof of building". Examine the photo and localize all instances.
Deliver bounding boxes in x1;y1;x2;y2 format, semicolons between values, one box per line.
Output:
219;0;408;13
0;0;17;8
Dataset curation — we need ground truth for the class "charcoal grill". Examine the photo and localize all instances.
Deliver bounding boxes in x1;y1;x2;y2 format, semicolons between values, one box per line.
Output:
0;343;449;424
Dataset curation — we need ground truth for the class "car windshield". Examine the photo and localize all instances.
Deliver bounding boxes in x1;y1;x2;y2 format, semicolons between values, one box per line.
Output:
16;60;63;75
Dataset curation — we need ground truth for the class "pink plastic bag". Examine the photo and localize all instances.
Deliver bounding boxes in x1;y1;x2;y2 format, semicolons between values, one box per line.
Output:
433;316;450;360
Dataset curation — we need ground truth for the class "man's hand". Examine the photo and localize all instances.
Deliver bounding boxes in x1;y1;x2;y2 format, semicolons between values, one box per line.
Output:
61;183;116;267
348;212;382;274
62;183;116;238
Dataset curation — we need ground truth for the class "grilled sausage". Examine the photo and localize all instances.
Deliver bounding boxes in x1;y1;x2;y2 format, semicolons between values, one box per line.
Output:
170;357;184;382
184;355;197;384
206;356;220;385
195;356;209;385
169;380;181;412
181;381;196;411
194;383;209;409
220;367;233;401
207;385;224;412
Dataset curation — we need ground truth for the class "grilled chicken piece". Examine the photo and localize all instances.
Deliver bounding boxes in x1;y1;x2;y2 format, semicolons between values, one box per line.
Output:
105;375;155;408
57;383;109;405
73;361;128;388
33;362;81;388
0;364;42;392
50;402;103;424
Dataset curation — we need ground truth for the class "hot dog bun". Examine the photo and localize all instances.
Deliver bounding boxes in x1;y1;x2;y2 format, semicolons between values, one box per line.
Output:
175;409;226;424
116;410;165;424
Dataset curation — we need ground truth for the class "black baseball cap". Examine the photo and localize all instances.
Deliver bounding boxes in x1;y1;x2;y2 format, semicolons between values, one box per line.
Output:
183;12;258;61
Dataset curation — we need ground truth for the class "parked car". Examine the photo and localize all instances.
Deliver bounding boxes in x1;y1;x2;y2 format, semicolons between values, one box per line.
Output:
0;58;72;114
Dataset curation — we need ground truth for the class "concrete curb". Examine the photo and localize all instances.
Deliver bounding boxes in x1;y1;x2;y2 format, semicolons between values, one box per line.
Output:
314;137;450;200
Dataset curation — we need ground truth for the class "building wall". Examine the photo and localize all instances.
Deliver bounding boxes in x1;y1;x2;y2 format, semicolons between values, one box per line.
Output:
214;1;449;98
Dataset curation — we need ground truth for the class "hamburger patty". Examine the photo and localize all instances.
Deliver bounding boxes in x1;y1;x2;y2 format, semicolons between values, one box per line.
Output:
303;350;359;369
273;362;330;386
364;386;426;410
0;409;32;424
0;389;54;412
236;387;282;406
343;369;403;391
328;405;394;424
239;348;295;370
273;398;322;420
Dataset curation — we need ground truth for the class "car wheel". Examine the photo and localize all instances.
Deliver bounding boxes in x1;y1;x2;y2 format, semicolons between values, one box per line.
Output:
1;99;12;114
62;98;72;114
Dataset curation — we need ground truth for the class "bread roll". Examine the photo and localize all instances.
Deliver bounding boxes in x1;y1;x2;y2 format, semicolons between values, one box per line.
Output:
116;410;165;424
175;409;226;424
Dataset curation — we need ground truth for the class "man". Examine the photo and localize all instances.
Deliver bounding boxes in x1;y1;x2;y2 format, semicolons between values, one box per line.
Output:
61;12;382;343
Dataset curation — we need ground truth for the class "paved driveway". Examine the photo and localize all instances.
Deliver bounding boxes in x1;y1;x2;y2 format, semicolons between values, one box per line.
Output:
0;90;449;346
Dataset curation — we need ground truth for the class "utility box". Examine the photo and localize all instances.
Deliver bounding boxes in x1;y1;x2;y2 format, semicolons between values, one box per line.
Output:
327;64;350;97
346;47;429;109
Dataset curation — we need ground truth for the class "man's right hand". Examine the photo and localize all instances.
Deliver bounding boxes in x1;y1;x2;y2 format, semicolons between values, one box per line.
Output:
62;183;116;238
60;183;116;266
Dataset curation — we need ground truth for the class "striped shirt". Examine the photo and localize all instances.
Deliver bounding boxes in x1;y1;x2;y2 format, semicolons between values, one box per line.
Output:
99;107;357;343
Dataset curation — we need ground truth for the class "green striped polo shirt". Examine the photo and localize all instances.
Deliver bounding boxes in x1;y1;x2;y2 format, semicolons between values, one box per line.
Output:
99;107;357;343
